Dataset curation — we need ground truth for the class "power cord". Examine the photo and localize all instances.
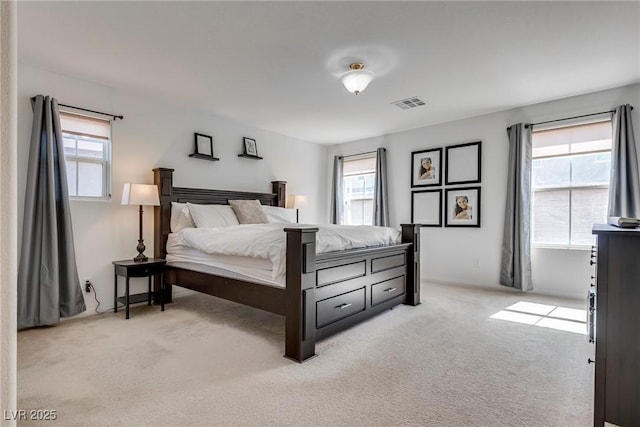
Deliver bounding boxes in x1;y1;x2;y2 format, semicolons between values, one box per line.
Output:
85;281;107;314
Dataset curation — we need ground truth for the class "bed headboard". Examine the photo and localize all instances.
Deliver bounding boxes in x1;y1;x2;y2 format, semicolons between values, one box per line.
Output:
153;167;286;259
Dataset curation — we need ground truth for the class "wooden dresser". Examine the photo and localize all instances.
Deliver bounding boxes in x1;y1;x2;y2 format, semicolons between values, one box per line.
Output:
591;225;640;427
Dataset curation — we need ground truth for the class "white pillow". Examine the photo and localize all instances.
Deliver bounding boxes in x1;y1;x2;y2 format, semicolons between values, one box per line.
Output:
171;202;196;232
263;205;297;223
187;203;240;228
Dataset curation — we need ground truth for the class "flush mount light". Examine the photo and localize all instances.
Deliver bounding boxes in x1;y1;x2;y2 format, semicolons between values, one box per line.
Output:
341;62;375;95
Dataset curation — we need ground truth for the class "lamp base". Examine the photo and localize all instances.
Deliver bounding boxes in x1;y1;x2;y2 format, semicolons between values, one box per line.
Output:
133;254;148;262
134;239;148;262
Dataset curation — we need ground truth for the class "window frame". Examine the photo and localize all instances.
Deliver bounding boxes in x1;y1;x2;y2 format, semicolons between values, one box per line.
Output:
530;119;612;250
60;110;112;201
342;154;377;226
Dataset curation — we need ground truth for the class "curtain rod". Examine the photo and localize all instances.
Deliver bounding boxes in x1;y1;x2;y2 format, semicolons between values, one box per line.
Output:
525;107;634;129
340;149;382;159
59;104;123;121
30;96;123;120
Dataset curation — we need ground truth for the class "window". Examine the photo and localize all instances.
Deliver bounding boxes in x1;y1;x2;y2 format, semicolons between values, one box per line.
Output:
60;111;112;200
343;155;376;225
531;119;612;247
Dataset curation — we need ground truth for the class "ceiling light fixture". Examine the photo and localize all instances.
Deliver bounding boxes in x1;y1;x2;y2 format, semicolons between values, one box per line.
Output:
341;62;375;95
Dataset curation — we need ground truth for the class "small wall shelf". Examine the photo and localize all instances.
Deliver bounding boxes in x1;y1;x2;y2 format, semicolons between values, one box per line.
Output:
189;153;220;162
238;154;263;160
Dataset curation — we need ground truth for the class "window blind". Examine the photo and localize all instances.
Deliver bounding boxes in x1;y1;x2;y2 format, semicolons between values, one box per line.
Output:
60;111;111;140
533;120;611;157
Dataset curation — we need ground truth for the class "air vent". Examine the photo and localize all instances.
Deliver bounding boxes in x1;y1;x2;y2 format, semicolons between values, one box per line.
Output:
391;96;426;110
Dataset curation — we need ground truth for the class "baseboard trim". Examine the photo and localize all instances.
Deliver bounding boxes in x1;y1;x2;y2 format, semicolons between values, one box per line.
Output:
423;277;586;303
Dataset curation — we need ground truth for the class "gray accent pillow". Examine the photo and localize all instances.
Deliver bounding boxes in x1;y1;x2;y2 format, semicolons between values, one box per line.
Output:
228;199;268;224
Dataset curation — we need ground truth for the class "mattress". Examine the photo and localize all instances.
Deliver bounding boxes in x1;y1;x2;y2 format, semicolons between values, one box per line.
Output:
166;235;284;288
173;222;401;279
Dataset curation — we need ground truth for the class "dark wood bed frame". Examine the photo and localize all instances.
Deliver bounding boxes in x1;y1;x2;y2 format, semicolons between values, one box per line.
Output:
153;167;421;362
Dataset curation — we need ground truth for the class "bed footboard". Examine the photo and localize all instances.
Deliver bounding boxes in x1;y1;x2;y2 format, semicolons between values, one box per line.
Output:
283;224;421;362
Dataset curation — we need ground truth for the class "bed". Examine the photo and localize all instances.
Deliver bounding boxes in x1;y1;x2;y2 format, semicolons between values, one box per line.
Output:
153;167;421;362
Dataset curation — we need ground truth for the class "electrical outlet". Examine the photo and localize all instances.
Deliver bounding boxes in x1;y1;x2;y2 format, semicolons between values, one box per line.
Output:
472;258;480;268
84;280;92;293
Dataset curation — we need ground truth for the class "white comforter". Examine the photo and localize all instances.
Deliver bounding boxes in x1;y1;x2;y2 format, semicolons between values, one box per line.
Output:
172;223;401;278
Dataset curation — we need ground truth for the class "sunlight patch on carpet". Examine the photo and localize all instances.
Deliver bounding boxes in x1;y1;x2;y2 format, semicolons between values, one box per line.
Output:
490;301;587;335
490;310;541;325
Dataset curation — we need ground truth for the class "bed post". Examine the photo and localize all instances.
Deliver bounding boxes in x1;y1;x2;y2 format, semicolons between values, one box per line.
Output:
283;227;319;362
153;167;175;303
401;224;421;306
271;181;286;207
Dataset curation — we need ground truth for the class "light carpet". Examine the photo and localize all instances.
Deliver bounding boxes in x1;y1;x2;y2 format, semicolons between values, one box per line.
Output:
17;282;593;426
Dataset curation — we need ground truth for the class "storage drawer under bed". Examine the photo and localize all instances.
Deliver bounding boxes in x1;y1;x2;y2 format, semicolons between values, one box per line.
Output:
316;287;366;328
371;276;405;306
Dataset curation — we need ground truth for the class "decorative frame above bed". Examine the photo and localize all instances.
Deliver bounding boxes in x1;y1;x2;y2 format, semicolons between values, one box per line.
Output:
153;167;421;362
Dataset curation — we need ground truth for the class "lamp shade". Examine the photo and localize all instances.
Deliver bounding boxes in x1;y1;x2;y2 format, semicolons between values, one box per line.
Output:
341;63;375;95
286;194;308;209
121;183;160;206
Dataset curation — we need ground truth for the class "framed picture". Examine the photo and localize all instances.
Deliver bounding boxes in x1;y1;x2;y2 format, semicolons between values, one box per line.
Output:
411;147;442;188
243;137;258;156
194;133;214;157
445;141;481;185
445;186;481;227
411;189;442;227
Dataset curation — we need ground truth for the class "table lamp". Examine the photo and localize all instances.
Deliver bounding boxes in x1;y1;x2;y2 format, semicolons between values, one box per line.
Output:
286;194;308;223
121;183;160;262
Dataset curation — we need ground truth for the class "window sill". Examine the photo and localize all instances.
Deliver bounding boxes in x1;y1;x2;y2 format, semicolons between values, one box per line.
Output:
70;196;112;202
531;244;593;251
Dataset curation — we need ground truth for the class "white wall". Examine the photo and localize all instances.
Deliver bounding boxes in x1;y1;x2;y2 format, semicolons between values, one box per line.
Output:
17;64;328;315
328;84;640;299
1;0;18;422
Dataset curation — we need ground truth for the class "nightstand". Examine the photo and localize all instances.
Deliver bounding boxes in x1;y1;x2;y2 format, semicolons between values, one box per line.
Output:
113;258;166;319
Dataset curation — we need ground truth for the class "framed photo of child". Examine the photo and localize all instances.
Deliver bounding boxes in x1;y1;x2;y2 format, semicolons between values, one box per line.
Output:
445;187;481;227
411;147;442;188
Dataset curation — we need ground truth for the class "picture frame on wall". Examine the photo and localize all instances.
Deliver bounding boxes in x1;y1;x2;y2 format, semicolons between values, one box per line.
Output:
445;186;481;227
243;137;258;156
445;141;482;185
411;147;442;188
194;133;214;157
411;189;442;227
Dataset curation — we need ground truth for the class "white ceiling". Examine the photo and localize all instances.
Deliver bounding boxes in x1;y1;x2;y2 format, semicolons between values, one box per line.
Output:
17;1;640;145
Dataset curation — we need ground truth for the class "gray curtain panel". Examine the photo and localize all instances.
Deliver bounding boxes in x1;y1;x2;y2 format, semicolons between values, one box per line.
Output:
500;123;533;291
330;155;344;224
608;104;640;218
373;147;390;226
18;95;85;329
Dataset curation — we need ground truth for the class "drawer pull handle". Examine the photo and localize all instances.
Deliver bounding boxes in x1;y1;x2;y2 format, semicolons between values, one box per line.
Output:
384;287;397;293
336;303;352;310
